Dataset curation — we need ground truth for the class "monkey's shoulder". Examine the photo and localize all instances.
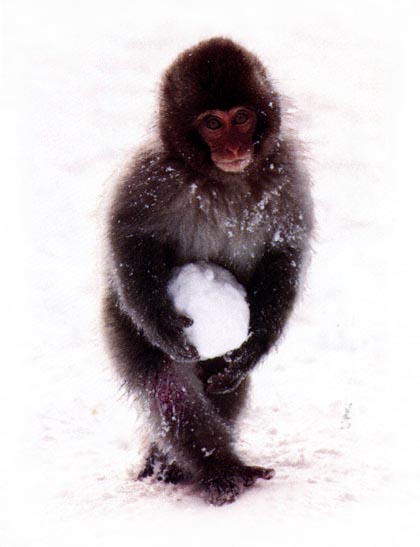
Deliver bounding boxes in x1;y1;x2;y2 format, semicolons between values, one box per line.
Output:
263;140;314;231
109;152;183;223
109;143;312;251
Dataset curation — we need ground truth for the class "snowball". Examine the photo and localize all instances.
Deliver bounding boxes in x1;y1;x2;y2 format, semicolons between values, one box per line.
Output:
167;262;250;359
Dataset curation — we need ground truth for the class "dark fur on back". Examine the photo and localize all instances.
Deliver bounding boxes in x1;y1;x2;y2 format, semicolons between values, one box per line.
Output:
103;37;313;506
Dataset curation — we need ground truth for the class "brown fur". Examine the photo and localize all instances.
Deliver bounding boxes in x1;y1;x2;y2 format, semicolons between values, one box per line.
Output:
103;37;313;505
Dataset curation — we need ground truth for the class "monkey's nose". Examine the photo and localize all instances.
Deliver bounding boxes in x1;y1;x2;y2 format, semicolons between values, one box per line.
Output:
225;145;241;157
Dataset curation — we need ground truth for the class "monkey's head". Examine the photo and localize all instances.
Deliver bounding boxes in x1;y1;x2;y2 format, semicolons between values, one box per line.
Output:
159;37;281;176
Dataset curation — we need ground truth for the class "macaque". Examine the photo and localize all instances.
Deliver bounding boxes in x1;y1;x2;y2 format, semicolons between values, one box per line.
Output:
102;37;313;505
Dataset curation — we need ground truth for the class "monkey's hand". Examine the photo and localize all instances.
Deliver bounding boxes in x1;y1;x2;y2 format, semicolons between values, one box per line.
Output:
154;309;199;363
206;365;246;395
206;339;259;395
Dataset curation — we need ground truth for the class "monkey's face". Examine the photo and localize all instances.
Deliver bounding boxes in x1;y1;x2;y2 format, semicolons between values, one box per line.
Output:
195;107;257;173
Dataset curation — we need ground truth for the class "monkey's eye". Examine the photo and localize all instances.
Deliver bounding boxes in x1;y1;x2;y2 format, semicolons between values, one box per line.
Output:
205;117;222;130
233;111;249;125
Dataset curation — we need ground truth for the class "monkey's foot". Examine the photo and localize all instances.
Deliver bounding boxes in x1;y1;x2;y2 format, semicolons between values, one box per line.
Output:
137;446;191;484
156;461;192;484
200;464;275;506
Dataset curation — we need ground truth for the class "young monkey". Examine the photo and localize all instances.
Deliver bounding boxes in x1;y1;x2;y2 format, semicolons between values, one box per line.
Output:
103;37;313;506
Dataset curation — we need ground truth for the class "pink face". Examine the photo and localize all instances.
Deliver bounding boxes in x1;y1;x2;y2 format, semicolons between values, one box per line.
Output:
195;106;257;173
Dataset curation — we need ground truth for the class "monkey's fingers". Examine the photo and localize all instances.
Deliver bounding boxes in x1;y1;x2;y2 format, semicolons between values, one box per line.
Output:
164;332;199;362
173;342;200;363
175;314;194;329
206;369;245;395
156;312;198;362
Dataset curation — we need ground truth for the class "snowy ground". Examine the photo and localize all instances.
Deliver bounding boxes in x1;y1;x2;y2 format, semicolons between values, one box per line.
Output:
1;1;420;545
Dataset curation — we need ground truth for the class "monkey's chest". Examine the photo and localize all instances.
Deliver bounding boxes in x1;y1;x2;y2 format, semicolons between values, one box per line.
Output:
168;199;272;280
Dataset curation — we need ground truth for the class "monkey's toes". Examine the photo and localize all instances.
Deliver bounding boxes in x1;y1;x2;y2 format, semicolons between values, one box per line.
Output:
156;461;193;484
201;475;243;506
137;445;192;484
200;464;275;506
241;465;275;485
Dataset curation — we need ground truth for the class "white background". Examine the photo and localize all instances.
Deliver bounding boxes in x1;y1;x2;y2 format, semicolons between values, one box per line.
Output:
1;0;420;545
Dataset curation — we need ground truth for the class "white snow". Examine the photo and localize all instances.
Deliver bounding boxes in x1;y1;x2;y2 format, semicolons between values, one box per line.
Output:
168;262;250;359
1;1;420;546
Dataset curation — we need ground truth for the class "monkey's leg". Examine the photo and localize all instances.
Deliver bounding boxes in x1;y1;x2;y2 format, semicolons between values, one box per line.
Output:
135;354;272;502
145;362;274;506
103;293;273;505
103;293;192;484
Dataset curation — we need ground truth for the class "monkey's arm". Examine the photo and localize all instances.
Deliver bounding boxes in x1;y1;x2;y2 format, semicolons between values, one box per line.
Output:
110;233;199;362
206;245;302;394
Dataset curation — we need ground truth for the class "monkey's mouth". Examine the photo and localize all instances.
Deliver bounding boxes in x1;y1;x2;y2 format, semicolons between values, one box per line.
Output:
214;155;252;173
